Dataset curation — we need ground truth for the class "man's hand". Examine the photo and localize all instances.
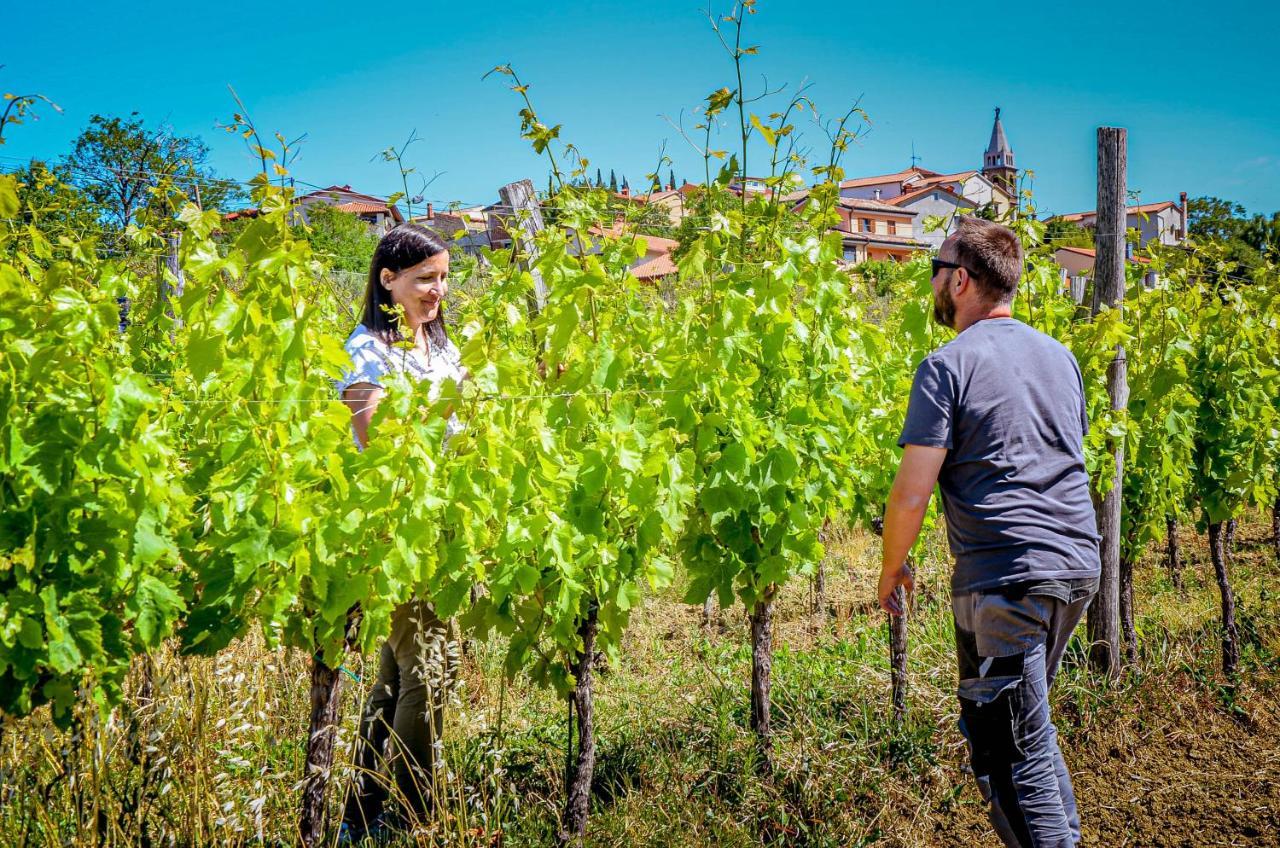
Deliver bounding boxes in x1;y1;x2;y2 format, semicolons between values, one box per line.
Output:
878;561;914;615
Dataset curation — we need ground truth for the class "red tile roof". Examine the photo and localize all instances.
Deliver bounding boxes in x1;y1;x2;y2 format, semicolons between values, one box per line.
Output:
1054;245;1151;265
631;253;678;280
911;170;978;187
838;167;939;189
587;224;680;253
1057;201;1178;222
835;196;916;216
840;231;928;248
890;184;971;208
335;201;392;215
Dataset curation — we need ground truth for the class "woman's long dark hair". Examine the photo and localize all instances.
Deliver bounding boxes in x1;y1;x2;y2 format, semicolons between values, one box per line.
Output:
361;223;450;348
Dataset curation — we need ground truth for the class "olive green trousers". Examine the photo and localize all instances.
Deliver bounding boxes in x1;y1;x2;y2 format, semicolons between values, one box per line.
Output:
342;600;456;828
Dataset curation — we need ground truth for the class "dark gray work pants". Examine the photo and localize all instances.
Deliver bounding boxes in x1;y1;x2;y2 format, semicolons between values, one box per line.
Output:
952;581;1094;848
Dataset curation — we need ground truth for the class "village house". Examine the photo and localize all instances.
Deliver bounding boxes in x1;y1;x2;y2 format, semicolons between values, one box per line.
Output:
222;183;405;231
790;195;927;262
1052;193;1189;249
784;108;1020;255
1047;193;1188;286
410;203;496;255
610;179;699;227
565;223;680;281
1054;245;1160;299
293;185;404;231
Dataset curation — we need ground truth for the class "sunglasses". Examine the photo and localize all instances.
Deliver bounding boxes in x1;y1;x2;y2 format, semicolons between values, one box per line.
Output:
931;258;969;278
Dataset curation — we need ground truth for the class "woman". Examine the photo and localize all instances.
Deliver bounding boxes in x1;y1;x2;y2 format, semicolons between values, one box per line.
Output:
337;223;463;840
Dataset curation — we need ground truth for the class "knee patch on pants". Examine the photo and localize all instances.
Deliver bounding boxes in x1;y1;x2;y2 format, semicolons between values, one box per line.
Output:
960;687;1024;785
958;650;1028;783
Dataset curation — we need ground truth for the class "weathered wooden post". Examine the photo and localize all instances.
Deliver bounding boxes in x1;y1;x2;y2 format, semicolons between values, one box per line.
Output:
160;231;185;328
497;179;599;845
497;179;548;317
1087;127;1128;679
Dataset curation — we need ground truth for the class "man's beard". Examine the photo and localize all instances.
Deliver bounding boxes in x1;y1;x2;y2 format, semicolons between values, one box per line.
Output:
933;284;956;329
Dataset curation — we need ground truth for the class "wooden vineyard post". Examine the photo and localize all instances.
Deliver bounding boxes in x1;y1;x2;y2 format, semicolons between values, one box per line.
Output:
872;518;908;724
497;179;549;320
1087;126;1128;680
159;230;186;329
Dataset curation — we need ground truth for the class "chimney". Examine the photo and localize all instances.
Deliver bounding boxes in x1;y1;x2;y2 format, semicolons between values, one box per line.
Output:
426;202;434;219
1179;191;1188;242
873;188;882;201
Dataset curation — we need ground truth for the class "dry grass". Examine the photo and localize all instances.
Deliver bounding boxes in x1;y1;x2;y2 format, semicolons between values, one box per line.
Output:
2;515;1278;847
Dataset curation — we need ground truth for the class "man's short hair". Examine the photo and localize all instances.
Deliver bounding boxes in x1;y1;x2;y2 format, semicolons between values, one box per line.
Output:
952;216;1023;304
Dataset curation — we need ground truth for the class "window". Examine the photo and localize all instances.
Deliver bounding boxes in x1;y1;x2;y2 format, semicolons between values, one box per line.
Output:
862;218;872;233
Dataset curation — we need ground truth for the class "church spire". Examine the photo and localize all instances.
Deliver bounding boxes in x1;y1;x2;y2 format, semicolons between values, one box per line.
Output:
982;106;1017;195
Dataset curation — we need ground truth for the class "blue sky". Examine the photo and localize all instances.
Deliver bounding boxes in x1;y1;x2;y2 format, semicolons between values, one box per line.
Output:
4;1;1277;215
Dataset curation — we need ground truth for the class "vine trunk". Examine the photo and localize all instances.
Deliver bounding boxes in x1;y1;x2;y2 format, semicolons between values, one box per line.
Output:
749;588;776;772
1207;522;1240;679
1120;554;1137;665
559;604;599;846
1272;496;1280;563
299;655;345;848
889;585;908;724
1166;517;1183;589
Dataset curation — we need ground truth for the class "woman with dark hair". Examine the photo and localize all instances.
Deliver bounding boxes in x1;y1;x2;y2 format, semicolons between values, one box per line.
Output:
337;223;462;841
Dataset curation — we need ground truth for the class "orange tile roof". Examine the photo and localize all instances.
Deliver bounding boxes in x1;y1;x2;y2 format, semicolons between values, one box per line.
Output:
587;224;680;253
840;231;928;248
911;170;978;187
835;196;916;215
335;201;392;215
1058;201;1178;222
631;253;678;280
890;184;971;207
838;166;939;189
1054;245;1151;264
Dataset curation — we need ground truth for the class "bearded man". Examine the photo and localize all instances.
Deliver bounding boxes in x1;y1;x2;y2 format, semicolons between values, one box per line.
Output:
877;216;1100;848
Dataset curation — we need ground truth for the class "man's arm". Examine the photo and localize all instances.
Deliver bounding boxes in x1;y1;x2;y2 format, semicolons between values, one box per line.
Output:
877;444;947;615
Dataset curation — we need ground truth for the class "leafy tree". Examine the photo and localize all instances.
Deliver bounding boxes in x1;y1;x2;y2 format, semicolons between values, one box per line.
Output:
3;160;101;243
608;169;617;192
1187;195;1280;275
1044;216;1094;249
294;202;379;274
61;113;240;230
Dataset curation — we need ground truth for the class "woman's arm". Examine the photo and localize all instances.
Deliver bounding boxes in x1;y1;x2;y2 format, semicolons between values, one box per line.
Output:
342;382;386;449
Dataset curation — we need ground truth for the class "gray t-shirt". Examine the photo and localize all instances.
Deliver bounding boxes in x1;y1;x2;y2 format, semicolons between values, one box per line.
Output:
898;317;1101;593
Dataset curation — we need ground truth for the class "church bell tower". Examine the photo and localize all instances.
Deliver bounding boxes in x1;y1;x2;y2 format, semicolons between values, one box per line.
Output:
982;107;1018;198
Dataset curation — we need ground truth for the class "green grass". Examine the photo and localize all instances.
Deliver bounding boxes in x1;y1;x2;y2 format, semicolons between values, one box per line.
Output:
2;515;1278;847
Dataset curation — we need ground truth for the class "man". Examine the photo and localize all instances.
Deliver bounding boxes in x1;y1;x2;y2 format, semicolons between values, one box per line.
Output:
877;217;1101;847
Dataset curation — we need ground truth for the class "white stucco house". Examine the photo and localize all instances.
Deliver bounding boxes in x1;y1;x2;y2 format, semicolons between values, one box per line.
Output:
1055;198;1189;248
